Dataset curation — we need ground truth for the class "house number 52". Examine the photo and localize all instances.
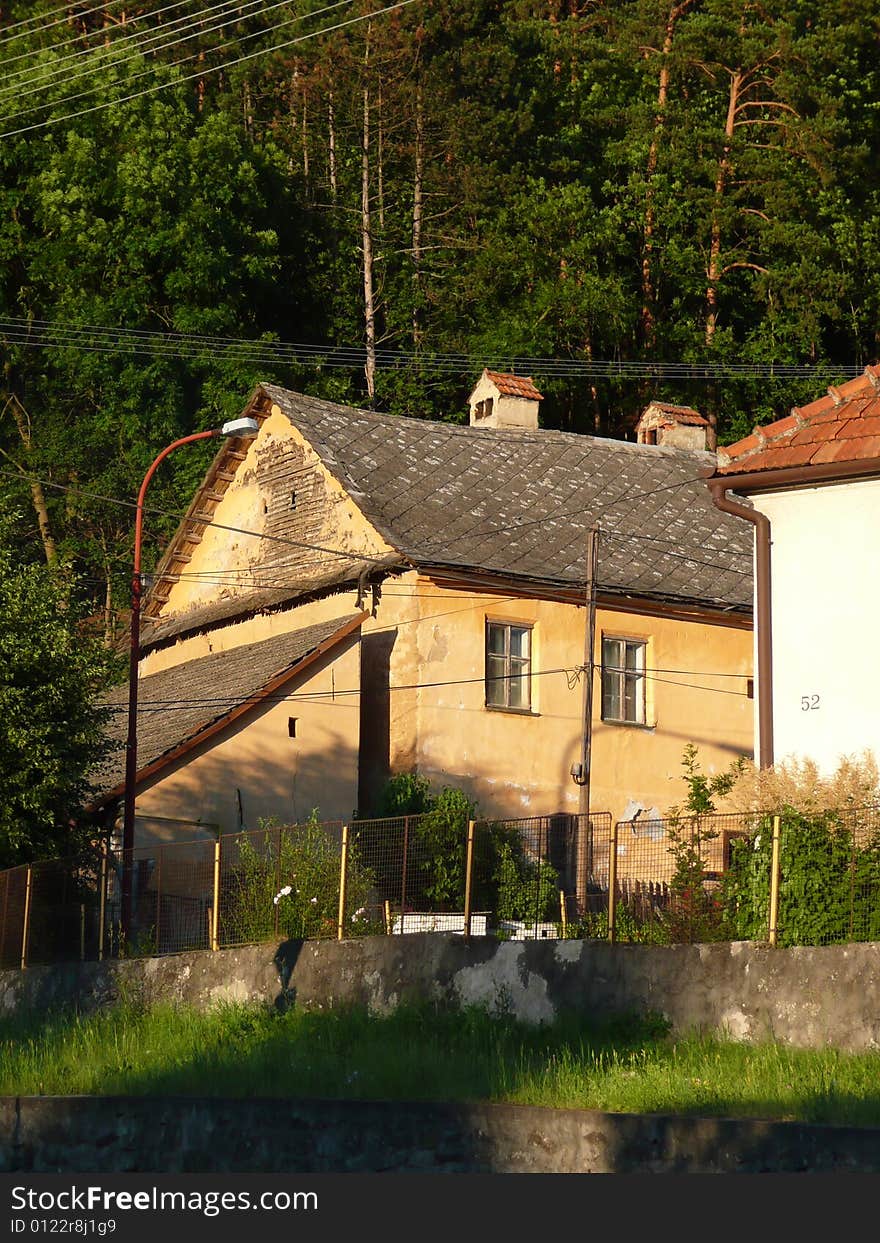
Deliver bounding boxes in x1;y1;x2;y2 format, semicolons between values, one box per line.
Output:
801;694;820;711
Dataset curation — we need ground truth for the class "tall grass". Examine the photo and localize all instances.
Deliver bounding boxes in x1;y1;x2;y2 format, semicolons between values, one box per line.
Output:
2;1000;880;1127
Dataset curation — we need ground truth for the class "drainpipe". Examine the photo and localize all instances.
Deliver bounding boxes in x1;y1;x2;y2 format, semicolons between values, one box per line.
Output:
706;477;774;769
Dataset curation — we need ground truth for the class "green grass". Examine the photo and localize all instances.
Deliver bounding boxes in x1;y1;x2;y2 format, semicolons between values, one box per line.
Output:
2;999;880;1128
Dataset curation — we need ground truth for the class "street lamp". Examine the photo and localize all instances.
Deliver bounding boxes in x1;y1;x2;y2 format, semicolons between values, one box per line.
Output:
120;417;260;939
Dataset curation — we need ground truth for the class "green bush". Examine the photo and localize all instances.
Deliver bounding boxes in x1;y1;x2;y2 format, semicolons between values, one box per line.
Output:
221;813;375;944
494;839;559;926
723;808;880;946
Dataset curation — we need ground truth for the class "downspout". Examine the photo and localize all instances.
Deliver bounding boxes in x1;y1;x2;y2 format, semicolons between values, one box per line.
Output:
707;477;774;769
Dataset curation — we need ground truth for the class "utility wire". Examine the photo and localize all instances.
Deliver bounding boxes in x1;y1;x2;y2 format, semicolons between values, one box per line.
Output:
0;0;130;46
0;462;751;589
2;0;342;117
0;0;421;137
0;0;221;77
103;660;751;720
0;0;277;98
0;317;858;381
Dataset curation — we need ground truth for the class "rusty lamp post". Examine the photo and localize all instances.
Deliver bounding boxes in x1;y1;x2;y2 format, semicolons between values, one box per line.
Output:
120;417;259;940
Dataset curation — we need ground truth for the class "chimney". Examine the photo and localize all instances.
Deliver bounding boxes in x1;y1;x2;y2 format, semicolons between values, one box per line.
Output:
468;369;543;431
635;401;709;450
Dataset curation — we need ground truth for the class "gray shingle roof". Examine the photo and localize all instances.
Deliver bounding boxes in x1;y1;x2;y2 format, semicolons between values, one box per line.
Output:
95;614;360;799
261;385;752;613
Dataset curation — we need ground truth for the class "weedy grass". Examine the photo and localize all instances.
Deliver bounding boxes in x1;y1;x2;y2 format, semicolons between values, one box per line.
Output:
2;1000;880;1127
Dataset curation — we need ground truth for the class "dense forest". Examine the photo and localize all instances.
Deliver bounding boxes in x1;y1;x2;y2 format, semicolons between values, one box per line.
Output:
1;0;879;629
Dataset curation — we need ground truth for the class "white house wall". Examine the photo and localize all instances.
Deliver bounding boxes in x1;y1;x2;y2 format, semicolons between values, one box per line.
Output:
751;478;880;773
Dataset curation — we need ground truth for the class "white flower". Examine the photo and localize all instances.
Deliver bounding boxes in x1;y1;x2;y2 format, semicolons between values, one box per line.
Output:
310;896;318;904
273;884;293;905
754;834;762;850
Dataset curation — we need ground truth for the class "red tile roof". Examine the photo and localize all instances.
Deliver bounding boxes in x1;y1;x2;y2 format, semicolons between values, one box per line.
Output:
718;365;880;476
484;370;544;401
644;401;708;427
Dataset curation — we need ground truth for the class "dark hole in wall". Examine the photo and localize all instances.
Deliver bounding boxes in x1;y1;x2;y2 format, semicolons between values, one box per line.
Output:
358;630;396;816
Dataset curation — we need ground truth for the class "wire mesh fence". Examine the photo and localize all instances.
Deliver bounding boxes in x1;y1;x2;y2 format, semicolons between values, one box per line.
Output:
3;802;880;965
604;810;761;945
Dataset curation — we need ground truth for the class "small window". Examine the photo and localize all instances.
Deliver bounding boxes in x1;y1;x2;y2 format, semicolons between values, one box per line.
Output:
602;637;647;724
474;397;494;420
485;621;531;711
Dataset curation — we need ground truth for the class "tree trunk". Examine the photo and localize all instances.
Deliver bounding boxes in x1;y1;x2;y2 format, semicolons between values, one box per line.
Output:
641;1;697;352
705;68;741;348
412;81;424;346
362;27;377;401
302;88;309;187
243;78;254;143
7;396;57;565
377;81;385;233
328;90;338;196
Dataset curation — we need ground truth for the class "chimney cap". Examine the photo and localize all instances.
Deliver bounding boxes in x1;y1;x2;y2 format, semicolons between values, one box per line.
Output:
481;370;544;402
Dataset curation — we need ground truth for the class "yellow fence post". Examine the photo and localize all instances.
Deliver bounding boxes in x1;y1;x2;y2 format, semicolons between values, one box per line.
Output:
337;825;350;941
98;839;108;962
463;819;476;940
607;822;619;944
211;837;221;952
384;899;391;935
768;813;782;947
559;889;568;938
20;865;32;970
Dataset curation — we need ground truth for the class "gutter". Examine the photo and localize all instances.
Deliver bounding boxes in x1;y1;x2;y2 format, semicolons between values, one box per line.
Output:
714;456;880;495
708;451;880;768
705;475;773;769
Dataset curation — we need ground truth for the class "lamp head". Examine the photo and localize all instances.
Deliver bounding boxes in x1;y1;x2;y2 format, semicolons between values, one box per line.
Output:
220;417;260;438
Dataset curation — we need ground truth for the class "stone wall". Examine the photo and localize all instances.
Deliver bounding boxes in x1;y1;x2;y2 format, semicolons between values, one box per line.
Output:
4;1094;880;1173
3;935;880;1051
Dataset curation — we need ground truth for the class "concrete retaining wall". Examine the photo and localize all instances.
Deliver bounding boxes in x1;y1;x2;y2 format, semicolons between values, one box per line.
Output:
3;935;880;1051
4;1095;880;1173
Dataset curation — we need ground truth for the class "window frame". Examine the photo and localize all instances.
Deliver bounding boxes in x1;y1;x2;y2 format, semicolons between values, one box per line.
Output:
601;635;648;726
484;619;534;714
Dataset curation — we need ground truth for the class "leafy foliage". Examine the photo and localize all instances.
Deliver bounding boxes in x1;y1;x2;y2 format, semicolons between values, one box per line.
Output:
724;809;880;947
0;506;114;866
2;1;880;631
221;814;375;945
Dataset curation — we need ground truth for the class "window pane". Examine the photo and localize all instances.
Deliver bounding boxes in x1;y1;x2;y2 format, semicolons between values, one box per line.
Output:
509;656;530;709
603;667;621;720
509;626;530;659
603;637;622;671
486;654;507;705
508;669;529;708
487;624;507;656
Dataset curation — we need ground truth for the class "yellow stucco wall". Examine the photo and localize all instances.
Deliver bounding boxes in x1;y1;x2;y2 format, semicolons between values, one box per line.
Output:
135;403;753;843
375;581;753;824
133;636;361;834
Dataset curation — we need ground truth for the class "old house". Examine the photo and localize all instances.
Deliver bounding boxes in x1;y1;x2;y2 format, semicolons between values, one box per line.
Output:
708;364;880;773
97;376;754;843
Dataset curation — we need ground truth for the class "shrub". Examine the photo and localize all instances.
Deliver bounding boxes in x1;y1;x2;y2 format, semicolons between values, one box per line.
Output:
221;812;375;944
723;807;880;946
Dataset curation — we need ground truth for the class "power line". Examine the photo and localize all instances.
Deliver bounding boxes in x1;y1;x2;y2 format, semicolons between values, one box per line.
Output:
0;0;216;77
0;461;752;610
0;316;858;383
3;0;344;118
101;658;751;722
0;0;421;138
0;0;129;46
0;0;276;98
